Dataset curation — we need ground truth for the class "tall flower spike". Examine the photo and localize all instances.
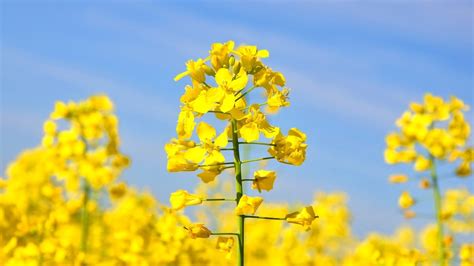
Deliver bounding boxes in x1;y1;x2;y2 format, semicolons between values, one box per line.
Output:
167;41;315;266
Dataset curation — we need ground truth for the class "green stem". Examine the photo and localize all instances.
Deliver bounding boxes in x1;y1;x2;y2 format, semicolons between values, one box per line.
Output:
80;181;91;253
241;156;274;164
204;198;236;202
231;119;244;266
244;215;286;221
242;179;255;182
238;142;275;146
199;162;235;167
236;86;256;101
211;232;240;236
430;155;446;266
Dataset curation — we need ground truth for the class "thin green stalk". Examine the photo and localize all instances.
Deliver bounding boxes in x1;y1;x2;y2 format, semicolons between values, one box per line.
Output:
238;141;275;146
211;232;240;236
244;215;286;221
231;119;244;266
242;179;255;182
80;181;91;253
204;198;236;202
236;86;256;101
241;156;274;164
199;162;235;167
429;155;446;266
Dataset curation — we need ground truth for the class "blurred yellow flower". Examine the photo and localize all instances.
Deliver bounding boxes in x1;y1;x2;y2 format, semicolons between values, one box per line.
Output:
398;191;415;209
185;223;212;239
170;190;203;210
286;206;317;231
235;195;263;215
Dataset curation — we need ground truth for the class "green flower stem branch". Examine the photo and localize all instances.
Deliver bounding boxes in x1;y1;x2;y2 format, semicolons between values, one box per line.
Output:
210;233;240;236
238;142;275;146
204;198;236;202
429;155;446;266
80;180;91;253
242;179;255;182
243;215;286;221
198;162;235;167
235;86;256;100
231;119;245;266
241;157;274;164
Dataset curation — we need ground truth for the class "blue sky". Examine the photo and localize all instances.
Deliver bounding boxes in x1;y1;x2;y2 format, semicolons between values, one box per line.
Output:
1;1;472;237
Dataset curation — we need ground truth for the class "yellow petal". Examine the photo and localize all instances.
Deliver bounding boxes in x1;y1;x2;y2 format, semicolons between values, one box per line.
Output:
174;70;189;81
215;68;232;87
215;127;229;148
220;92;235;113
257;49;269;58
197;122;216;142
184;147;207;163
240;122;259;142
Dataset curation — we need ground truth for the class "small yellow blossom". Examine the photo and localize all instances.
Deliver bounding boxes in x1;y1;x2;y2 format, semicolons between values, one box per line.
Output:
269;128;307;166
398;191;415;209
388;174;408;184
185;223;212;239
235;195;263;215
216;236;235;259
169;190;203;210
252;170;277;192
286;206;318;231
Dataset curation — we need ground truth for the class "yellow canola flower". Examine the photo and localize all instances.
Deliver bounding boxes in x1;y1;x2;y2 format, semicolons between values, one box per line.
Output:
183;122;229;183
285;206;318;231
239;104;279;142
174;58;207;84
43;120;57;136
266;87;290;113
185;223;212;239
50;101;69;119
414;155;431;172
388;174;408;184
235;45;269;72
210;40;235;70
398;191;415;209
164;139;199;172
176;108;196;139
216;236;235;259
235;195;263;215
109;182;127;200
419;179;431;189
252;170;277;192
214;67;248;112
169;190;203;210
269;128;307;166
460;244;474;266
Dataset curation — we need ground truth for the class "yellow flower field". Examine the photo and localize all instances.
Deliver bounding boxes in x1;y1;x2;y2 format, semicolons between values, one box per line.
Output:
1;41;473;266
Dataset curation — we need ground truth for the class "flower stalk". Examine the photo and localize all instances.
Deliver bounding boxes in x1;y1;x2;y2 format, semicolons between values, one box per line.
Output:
429;155;446;266
231;119;245;266
80;180;91;253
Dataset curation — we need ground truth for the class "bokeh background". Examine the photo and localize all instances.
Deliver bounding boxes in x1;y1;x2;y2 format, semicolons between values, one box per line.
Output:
1;1;472;238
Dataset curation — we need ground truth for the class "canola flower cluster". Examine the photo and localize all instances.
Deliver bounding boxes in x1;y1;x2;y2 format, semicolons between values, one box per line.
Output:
165;41;316;265
385;94;473;265
0;93;473;266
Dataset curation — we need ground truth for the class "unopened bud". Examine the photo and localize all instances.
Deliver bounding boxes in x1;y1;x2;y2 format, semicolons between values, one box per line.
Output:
203;65;215;76
229;56;235;66
233;62;241;73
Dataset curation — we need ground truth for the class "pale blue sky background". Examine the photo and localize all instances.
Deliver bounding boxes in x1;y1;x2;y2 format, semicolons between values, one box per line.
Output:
1;1;473;237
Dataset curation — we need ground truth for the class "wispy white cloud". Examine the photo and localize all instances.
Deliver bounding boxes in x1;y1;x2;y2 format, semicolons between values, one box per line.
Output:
83;8;429;127
3;47;177;125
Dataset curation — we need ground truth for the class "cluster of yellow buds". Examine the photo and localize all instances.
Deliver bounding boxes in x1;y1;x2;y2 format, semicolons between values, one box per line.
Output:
385;94;471;175
385;93;472;265
165;41;317;265
42;95;129;190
